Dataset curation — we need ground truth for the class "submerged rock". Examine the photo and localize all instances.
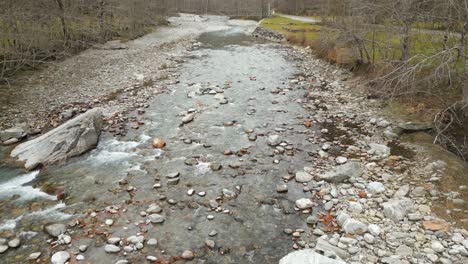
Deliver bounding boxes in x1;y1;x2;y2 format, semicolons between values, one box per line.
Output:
11;108;102;170
280;249;347;264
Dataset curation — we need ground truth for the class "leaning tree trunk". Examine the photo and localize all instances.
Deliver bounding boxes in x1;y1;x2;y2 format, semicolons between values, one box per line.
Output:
55;0;69;46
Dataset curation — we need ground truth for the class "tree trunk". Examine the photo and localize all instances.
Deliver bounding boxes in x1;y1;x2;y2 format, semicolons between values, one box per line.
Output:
55;0;68;46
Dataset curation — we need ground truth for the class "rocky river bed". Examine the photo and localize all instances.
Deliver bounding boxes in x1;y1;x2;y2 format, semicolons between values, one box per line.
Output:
1;14;468;264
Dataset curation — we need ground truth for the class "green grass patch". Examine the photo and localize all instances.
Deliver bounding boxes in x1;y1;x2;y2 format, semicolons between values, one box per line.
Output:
260;16;323;43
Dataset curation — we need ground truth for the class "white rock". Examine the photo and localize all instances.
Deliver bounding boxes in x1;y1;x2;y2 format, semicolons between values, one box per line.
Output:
295;171;313;183
382;198;414;222
368;224;381;236
105;244;121;253
296;198;313;209
28;252;41;260
267;135;282;146
431;241;445;253
367;182;385;194
51;251;70;264
279;249;346;264
335;156;347;164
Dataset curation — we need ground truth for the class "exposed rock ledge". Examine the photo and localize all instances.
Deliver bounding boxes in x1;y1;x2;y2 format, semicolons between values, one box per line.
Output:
11;108;102;170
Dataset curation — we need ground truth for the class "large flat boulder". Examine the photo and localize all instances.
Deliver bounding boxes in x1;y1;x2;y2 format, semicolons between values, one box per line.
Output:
280;249;347;264
11;108;102;170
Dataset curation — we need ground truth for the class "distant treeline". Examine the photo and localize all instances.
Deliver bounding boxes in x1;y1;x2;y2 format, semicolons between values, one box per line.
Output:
0;0;168;81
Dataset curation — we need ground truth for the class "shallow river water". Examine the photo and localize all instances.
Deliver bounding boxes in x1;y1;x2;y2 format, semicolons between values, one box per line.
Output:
0;18;323;263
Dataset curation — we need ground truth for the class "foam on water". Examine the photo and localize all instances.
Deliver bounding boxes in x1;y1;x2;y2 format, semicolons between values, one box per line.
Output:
0;171;57;201
0;202;71;231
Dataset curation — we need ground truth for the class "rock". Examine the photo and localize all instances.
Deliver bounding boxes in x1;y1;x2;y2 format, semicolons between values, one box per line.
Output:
368;224;381;236
79;245;88;252
431;241;445;253
280;249;347;264
2;138;19;146
147;256;157;261
44;224;67;237
320;162;363;183
396;245;413;256
367;182;385;194
28;252;41;260
342;218;367;235
0;245;8;253
306;215;319;225
76;254;85;261
7;238;20;248
182;113;195;124
105;244;121;253
206;239;215;249
335;156;347;164
364;233;375;244
368;143;391;160
398;122;432;132
295;171;313;183
276;184;288;193
348;201;363;213
152;138;166;148
148;214;165;224
115;260;129;264
107;237;121;244
382;198;414;222
147;239;158;246
181;250;194;260
296;198;313;209
394;185;410;198
422;220;449;231
105;219;114;226
0;127;26;142
411;186;426;197
51;251;70;264
315;238;350;259
384;131;399;140
11;108;102;170
267;135;282;146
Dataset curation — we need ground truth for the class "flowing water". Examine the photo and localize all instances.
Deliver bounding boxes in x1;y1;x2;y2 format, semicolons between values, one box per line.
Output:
0;18;322;263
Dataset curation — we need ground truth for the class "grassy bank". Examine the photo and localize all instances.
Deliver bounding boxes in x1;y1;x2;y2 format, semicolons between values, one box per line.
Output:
260;15;467;160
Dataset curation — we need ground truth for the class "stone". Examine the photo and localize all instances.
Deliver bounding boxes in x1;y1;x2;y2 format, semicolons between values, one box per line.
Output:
152;138;166;148
51;251;70;264
267;135;282;146
45;223;67;237
279;249;347;264
422;220;449;231
394;185;410;198
79;245;88;252
398;122;432;132
147;239;158;246
105;244;121;253
182;113;195;124
295;171;313;183
276;184;288;193
147;256;157;261
342;219;367;235
364;234;375;244
181;250;194;260
320;162;363;183
107;237;121;244
315;238;350;259
306;215;319;225
396;245;413;256
335;156;347;164
412;186;426;197
431;241;445;253
148;214;165;223
0;127;25;142
116;260;129;264
382;198;414;222
368;143;391;160
296;198;313;209
76;254;85;261
8;238;20;248
105;219;114;226
348;201;363;214
0;245;8;253
368;225;381;236
206;239;215;249
11;108;102;170
367;182;385;194
28;252;41;260
2;138;19;146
